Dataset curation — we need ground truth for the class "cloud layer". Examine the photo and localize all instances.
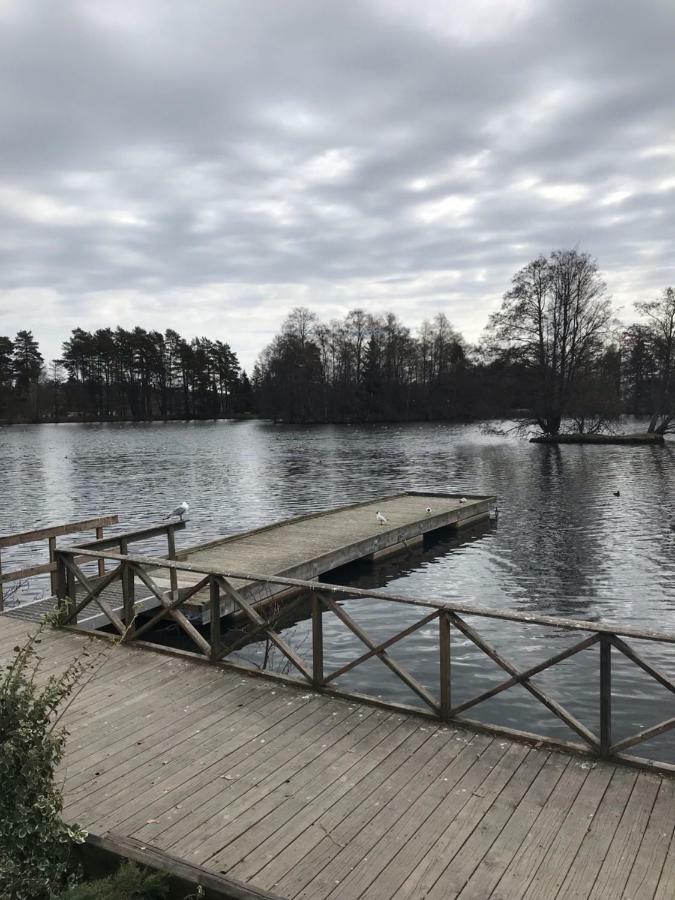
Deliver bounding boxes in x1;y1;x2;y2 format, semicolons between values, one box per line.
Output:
1;0;674;369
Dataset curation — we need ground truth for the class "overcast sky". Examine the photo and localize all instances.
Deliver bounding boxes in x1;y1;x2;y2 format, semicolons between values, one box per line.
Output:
1;0;674;371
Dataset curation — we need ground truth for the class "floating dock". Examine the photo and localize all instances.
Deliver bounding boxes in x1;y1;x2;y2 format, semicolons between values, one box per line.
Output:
166;491;493;620
2;491;493;627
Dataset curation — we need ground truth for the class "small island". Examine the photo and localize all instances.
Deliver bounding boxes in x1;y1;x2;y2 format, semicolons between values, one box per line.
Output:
530;432;665;445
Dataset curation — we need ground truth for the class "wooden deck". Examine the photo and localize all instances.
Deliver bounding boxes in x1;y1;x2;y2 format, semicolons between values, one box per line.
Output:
3;615;674;900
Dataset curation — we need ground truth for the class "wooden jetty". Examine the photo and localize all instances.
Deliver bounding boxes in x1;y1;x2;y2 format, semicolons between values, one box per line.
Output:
2;612;675;899
1;492;492;626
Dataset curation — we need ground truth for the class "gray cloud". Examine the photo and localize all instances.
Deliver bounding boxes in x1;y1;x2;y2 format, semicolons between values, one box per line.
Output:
0;0;674;370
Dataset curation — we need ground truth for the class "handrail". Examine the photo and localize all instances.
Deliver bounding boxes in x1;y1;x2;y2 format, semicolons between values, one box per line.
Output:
0;514;118;611
0;515;119;549
53;545;675;771
62;546;675;645
73;520;186;551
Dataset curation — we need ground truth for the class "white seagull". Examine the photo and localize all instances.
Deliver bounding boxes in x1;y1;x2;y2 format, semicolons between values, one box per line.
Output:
426;507;432;514
376;511;388;525
167;501;189;521
459;497;468;504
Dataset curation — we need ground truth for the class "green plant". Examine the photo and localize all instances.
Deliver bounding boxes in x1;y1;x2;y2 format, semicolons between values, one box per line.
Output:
57;862;169;899
0;629;103;899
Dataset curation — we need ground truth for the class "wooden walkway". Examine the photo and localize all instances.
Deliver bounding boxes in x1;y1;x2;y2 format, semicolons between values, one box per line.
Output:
3;615;674;900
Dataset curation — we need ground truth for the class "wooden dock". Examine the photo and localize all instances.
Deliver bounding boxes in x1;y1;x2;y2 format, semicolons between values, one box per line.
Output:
165;491;493;619
1;492;492;626
2;614;674;900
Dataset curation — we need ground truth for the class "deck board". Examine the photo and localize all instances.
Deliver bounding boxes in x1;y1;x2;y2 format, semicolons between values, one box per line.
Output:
2;618;673;900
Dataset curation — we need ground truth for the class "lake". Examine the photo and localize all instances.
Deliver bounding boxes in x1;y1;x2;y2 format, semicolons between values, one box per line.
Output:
1;420;675;761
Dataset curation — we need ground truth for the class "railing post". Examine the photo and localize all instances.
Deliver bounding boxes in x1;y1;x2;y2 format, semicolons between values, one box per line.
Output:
120;538;135;635
96;526;105;577
439;610;451;722
209;577;221;663
600;634;612;757
312;593;324;689
167;525;178;598
48;536;58;596
0;548;4;612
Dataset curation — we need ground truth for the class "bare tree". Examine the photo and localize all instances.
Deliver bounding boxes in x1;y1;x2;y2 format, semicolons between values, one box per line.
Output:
485;250;612;434
635;286;675;434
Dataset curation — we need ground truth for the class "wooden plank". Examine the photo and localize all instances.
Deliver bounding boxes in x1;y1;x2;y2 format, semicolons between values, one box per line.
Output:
290;734;494;900
83;832;283;900
588;772;662;898
454;753;570;900
261;724;448;898
75;520;185;551
113;696;345;841
519;763;618;899
359;742;533;900
230;716;422;887
588;773;675;900
416;748;547;900
164;703;372;863
203;709;399;875
0;515;118;548
488;760;593;899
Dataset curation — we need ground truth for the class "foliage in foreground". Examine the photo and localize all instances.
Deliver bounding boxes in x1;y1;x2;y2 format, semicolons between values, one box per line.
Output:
57;862;169;900
0;630;95;899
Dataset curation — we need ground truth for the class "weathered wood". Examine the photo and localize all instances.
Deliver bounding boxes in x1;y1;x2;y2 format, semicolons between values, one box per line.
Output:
95;526;105;577
217;575;313;682
48;536;58;595
75;520;185;552
83;832;284;900
611;715;675;755
321;608;439;686
65;546;675;645
439;609;450;721
61;554;125;635
167;525;178;595
311;593;323;688
322;594;440;714
450;612;600;749
612;635;675;694
209;577;221;663
600;633;612;757
0;514;118;548
450;632;600;717
122;558;136;633
133;566;212;657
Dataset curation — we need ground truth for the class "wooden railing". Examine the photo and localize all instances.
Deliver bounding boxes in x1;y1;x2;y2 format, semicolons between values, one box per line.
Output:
0;515;119;611
53;547;675;771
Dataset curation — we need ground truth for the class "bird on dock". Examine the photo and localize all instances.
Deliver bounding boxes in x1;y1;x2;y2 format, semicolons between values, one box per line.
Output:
376;511;388;525
613;490;620;497
426;507;432;514
166;501;189;521
459;497;468;504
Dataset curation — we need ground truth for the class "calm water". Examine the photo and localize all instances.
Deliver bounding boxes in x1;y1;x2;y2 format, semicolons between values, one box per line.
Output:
1;420;675;760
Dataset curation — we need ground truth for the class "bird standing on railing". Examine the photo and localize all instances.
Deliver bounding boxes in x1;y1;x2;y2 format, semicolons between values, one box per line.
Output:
376;511;388;525
166;501;189;521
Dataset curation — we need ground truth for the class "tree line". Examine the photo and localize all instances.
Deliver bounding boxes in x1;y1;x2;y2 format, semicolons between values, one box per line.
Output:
0;327;252;422
254;251;673;434
1;249;673;434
